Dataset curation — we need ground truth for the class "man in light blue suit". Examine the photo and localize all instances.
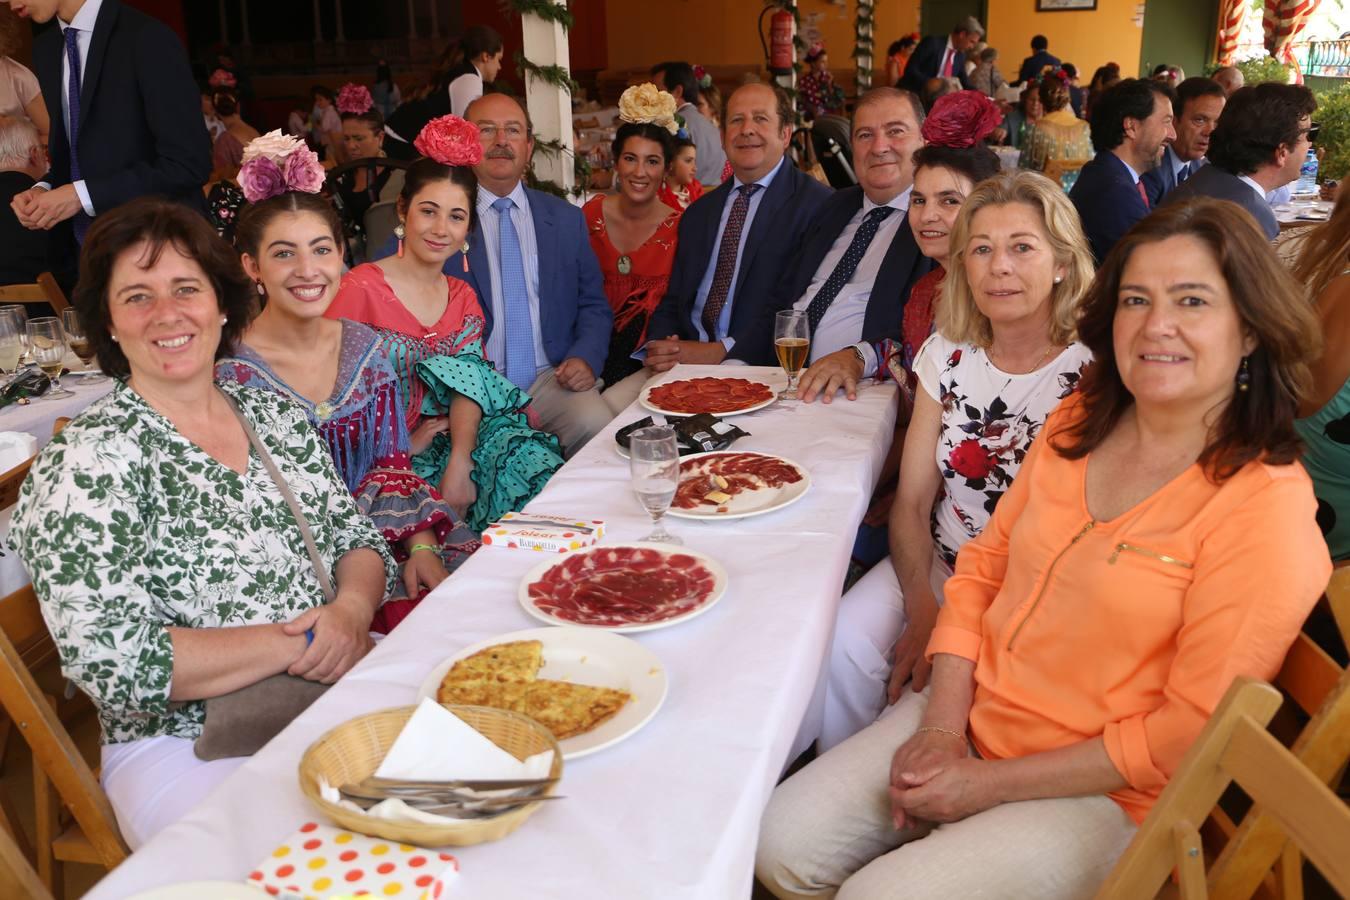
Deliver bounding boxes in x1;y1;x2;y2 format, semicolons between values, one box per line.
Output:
452;93;614;456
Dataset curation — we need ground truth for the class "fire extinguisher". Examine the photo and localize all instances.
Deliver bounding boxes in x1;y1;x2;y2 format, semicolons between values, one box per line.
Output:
761;5;795;76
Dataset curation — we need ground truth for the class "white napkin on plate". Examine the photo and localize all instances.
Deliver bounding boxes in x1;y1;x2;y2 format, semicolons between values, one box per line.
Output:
0;432;37;478
317;698;554;825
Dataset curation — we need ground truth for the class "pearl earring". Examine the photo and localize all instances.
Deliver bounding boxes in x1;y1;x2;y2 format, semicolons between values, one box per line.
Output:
220;316;228;325
110;335;118;343
256;282;265;296
1054;276;1062;284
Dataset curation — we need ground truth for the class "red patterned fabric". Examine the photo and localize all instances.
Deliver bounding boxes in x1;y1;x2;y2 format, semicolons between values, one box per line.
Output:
1264;0;1321;74
1215;0;1247;67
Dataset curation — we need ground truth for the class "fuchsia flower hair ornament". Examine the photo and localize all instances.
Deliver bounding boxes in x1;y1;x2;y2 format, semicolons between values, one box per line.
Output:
236;130;326;204
336;83;374;116
413;115;485;167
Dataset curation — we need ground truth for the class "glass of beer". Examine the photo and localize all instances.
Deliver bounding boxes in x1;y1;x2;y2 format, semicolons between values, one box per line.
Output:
774;309;810;400
629;425;682;544
26;317;74;399
62;308;107;382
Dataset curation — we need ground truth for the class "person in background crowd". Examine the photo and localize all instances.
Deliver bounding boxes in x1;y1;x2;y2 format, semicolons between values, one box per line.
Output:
886;35;918;88
443;25;503;118
1292;188;1350;560
585;88;682;413
1071;78;1175;261
1143;77;1225;204
1084;62;1122;121
1020;70;1091;174
209;90;259;180
11;198;395;850
0;6;49;145
0;115;53;287
1017;34;1060;84
8;0;211;260
1062;63;1085;117
371;59;402;120
1000;82;1042;150
604;83;831;409
697;82;723;130
384;26;503;157
901;16;983;94
967;47;1004;98
310;85;345;163
200;85;225;142
1212;65;1245;97
798;43;846;121
221;186;478;629
660;134;702;210
757;196;1329;900
920;77;954;114
1166;83;1317;241
329;115;565;514
651;61;727;185
812;169;1091;754
334;83;405;258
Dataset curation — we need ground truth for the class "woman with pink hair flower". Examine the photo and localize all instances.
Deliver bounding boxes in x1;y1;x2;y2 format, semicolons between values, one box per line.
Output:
333;82;406;260
329;115;563;533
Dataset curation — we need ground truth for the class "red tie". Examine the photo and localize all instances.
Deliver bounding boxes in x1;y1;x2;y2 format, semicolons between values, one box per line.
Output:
941;48;954;78
1136;180;1150;210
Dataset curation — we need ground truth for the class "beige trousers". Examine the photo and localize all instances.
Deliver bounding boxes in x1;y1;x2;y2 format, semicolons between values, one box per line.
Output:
526;368;616;458
600;366;653;415
756;689;1138;900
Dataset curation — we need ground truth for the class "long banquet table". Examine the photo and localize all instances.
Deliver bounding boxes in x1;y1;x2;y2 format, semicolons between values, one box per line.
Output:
86;364;898;900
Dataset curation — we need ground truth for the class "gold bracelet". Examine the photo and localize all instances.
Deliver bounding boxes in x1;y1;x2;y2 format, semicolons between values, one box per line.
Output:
915;725;966;744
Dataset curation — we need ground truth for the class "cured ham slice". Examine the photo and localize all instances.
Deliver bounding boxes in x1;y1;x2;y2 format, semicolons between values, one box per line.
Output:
526;546;719;627
672;452;805;510
647;377;774;415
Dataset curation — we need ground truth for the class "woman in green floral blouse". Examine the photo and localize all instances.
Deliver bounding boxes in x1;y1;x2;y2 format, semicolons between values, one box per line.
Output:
10;199;395;849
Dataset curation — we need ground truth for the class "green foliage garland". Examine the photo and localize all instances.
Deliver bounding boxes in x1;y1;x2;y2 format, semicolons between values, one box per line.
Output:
505;0;584;197
501;0;574;30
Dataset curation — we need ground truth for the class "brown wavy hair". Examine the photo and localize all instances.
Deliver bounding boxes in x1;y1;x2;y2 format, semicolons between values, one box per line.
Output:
1050;198;1320;480
1292;187;1350;301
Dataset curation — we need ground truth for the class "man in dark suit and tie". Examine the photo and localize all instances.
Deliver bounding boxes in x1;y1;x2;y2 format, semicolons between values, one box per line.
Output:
1142;77;1226;205
779;87;932;404
1069;78;1176;262
602;83;832;408
1017;35;1060;85
454;93;615;455
900;16;983;94
1164;83;1318;241
7;0;210;261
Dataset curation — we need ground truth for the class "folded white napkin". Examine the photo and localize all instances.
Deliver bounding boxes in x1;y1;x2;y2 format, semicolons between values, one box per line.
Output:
317;698;554;826
0;432;37;478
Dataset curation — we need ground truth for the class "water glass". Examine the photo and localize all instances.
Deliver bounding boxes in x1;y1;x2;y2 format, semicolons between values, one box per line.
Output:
26;317;74;399
0;312;22;375
62;308;107;382
774;309;810;401
1;305;30;362
628;425;681;544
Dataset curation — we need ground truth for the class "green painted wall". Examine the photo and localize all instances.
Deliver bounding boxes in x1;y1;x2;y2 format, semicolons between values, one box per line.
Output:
1139;0;1216;80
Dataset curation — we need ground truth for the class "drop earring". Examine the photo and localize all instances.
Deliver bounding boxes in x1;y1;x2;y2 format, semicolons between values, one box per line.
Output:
395;222;406;259
256;281;265;296
1237;356;1250;392
462;241;470;273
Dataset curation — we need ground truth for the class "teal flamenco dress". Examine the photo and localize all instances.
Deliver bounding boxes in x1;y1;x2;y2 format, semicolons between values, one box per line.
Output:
328;263;563;532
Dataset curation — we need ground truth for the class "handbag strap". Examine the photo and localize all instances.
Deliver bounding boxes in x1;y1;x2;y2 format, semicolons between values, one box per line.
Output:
223;392;337;603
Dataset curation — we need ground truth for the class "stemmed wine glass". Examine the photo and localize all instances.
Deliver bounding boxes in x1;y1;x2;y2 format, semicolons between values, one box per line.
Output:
628;425;682;544
62;308;107;382
1;305;30;365
26;317;74;399
0;312;22;379
774;309;811;401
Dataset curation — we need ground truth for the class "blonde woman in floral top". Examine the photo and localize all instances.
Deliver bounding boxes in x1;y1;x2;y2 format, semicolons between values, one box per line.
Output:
814;171;1094;750
11;200;394;849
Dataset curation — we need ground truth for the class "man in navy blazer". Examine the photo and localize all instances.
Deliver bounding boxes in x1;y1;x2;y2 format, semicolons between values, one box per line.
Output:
602;83;832;409
900;17;983;94
1142;77;1225;205
1070;78;1175;262
9;0;210;261
440;93;614;455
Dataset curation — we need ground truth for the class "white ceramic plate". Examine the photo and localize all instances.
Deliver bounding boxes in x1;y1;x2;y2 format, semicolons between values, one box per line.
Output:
517;543;729;633
639;377;776;417
417;627;668;759
666;451;811;520
127;883;271;900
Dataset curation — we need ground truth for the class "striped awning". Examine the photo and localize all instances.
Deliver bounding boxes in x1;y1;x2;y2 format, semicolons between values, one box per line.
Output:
1215;0;1247;67
1263;0;1322;66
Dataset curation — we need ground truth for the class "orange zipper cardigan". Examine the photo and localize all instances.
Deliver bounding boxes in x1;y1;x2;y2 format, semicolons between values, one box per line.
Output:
927;396;1331;823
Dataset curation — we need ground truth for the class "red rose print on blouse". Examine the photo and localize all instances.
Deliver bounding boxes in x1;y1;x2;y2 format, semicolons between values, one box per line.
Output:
948;437;998;480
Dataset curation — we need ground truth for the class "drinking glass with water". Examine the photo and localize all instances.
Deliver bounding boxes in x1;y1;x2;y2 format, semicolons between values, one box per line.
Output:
628;425;681;544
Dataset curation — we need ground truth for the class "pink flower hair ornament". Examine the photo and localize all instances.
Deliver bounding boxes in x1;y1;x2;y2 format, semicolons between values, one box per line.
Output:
921;91;1003;149
414;115;485;167
236;130;328;203
208;68;236;89
336;83;374;116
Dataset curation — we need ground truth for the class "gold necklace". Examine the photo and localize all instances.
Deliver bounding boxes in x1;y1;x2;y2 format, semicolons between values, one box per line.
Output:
988;342;1057;374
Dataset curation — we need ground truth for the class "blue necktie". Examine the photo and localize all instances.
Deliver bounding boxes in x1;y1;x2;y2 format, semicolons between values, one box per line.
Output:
493;197;537;389
805;206;895;335
63;26;89;244
1176;161;1193;186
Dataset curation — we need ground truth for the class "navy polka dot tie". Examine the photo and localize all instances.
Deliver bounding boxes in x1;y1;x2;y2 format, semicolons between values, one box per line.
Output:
805;206;895;335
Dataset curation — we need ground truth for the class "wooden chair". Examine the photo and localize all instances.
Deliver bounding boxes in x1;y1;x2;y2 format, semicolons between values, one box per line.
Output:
0;276;69;316
0;820;53;900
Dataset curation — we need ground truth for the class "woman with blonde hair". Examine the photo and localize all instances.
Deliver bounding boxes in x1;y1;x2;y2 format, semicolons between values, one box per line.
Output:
812;170;1094;751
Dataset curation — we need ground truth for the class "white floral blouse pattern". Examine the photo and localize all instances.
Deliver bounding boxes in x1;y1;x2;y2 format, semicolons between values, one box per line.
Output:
10;381;395;745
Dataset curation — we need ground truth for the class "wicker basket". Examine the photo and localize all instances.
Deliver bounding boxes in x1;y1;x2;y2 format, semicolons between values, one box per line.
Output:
297;704;562;847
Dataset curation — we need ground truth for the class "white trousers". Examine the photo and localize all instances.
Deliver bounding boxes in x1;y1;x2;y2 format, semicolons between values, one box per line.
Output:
757;689;1138;900
102;736;246;850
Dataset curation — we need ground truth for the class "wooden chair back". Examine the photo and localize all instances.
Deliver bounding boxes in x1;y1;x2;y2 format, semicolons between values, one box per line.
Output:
0;275;70;316
0;820;52;900
1096;677;1350;899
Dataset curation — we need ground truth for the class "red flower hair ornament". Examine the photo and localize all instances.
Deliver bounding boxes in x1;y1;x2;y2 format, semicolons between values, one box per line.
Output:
336;83;374;116
920;91;1003;149
414;115;485;167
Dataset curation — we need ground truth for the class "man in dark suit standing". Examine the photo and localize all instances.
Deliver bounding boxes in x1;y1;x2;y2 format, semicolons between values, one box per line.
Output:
7;0;210;260
1164;83;1317;241
1142;77;1225;205
1017;35;1060;84
900;16;983;94
454;92;615;455
782;87;932;404
1070;78;1175;262
603;83;832;408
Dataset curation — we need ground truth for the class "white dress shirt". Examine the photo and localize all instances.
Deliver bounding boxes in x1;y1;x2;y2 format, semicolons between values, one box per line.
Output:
53;0;102;215
792;188;911;375
448;66;484;118
1238;174;1269;203
476;180;549;374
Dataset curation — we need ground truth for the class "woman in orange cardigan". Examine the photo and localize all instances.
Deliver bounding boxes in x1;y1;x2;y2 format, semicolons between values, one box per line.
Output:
757;198;1331;899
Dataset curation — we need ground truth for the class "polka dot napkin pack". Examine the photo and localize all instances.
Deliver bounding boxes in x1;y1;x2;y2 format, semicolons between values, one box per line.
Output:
247;821;459;899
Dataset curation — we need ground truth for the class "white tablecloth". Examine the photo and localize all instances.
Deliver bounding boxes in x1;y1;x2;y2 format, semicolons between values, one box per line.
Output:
85;365;898;900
